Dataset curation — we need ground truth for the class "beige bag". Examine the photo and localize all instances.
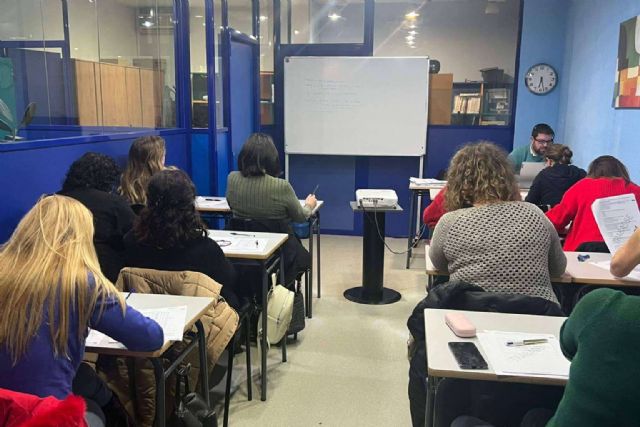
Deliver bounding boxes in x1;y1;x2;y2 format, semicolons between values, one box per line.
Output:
257;280;294;365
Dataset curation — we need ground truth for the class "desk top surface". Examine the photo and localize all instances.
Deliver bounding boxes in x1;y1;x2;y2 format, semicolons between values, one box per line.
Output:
424;244;572;283
196;196;324;215
565;251;640;286
86;293;214;357
207;229;288;260
425;309;567;386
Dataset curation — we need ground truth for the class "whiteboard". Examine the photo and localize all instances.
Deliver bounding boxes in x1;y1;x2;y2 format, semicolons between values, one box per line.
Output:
284;56;429;157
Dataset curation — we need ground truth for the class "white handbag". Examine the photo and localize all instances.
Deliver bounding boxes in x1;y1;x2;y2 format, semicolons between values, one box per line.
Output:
257;276;294;365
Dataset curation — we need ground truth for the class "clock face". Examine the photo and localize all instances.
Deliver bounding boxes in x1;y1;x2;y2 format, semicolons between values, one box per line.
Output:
525;63;557;95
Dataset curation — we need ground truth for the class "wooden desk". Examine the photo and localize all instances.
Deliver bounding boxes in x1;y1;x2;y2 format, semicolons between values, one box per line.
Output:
405;183;529;269
199;197;325;318
207;229;288;401
424;309;567;427
424;244;572;286
86;293;215;427
564;251;640;287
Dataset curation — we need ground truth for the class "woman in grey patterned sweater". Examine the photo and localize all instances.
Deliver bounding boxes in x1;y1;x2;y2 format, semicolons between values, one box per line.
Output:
429;142;566;303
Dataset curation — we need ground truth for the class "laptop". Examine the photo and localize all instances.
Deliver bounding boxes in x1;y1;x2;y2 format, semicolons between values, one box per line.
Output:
517;162;546;188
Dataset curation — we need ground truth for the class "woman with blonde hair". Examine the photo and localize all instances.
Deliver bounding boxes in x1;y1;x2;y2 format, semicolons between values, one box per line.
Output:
120;135;166;212
429;141;566;302
0;195;163;422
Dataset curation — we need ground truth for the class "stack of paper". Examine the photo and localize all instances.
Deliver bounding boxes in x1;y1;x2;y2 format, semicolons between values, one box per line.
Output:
592;194;640;254
476;331;570;379
208;231;268;252
409;177;447;187
195;196;230;210
86;306;187;349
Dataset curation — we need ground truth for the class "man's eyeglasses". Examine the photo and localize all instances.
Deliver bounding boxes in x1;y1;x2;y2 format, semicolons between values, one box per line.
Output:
534;138;553;145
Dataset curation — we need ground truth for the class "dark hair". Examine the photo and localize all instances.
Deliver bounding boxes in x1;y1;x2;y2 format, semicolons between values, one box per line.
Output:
62;152;120;193
544;144;573;165
238;133;281;177
134;169;207;248
531;123;555;138
587;155;631;184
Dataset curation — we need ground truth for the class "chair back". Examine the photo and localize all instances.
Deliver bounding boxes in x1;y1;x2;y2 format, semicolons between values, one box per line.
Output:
228;217;290;234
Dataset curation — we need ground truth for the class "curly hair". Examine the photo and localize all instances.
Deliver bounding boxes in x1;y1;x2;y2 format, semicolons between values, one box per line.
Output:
444;141;520;211
120;136;166;205
544;144;573;165
134;169;207;249
62;152;121;193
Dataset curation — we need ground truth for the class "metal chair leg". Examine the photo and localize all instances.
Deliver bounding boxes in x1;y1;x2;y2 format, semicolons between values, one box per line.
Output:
223;334;235;427
245;312;252;401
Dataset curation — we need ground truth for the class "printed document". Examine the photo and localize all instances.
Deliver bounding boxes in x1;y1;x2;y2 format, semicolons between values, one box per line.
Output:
592;194;640;254
476;331;570;379
86;305;187;348
589;260;640;281
208;231;269;253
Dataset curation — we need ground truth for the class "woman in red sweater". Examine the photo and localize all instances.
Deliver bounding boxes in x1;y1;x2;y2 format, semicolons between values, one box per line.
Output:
546;155;640;251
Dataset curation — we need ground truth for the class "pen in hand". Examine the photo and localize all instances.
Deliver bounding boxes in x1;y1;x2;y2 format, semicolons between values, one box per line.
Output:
311;184;319;195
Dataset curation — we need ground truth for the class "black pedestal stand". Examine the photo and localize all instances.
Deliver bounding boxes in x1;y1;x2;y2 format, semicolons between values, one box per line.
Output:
344;202;402;305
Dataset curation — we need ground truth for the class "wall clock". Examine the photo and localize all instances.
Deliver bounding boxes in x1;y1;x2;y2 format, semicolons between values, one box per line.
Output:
525;63;557;95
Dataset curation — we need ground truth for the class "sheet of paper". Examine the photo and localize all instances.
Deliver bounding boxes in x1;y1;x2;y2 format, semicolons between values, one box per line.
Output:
208;232;269;253
195;196;230;210
592;194;640;254
409;177;446;187
589;260;640;281
476;331;570;379
86;306;187;348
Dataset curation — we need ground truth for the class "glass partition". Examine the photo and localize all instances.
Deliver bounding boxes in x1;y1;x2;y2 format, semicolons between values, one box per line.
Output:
0;0;178;139
260;0;274;125
281;0;364;44
373;0;520;127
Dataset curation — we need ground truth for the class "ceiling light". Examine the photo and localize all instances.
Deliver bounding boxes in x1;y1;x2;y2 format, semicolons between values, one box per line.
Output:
409;45;417;49
328;13;342;21
202;23;206;26
195;15;203;18
142;20;154;28
408;30;418;35
259;15;268;22
294;30;300;35
149;8;154;17
485;3;499;14
405;11;419;19
405;35;415;41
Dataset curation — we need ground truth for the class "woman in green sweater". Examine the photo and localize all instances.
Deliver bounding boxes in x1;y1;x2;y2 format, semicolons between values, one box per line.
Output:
226;133;317;285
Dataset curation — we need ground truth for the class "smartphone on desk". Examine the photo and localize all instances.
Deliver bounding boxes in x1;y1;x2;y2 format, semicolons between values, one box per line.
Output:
448;342;488;370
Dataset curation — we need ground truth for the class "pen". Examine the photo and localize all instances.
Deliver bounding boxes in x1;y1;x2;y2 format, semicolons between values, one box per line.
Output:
506;339;548;347
125;290;134;301
230;232;255;237
311;184;319;195
255;240;259;248
204;197;221;201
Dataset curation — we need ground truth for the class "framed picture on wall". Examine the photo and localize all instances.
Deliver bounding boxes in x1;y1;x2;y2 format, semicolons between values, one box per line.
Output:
614;15;640;108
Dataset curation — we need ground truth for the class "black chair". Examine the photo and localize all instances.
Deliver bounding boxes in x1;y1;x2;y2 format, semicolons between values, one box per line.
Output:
575;241;610;253
223;302;252;427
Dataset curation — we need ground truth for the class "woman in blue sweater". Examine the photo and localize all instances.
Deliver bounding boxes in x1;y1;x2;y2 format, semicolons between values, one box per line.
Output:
0;195;164;422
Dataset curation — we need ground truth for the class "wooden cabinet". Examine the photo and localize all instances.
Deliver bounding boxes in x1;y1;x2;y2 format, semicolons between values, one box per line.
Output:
428;74;453;125
73;59;163;127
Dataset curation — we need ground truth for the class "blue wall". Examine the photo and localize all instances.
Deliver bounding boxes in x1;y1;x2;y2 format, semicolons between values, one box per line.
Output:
513;0;568;150
0;130;190;242
556;0;640;176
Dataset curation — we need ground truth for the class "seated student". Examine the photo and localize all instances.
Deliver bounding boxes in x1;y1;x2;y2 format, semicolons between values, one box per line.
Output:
546;155;640;251
119;135;167;213
525;144;586;209
59;152;136;283
226;132;316;285
0;195;163;424
123;169;241;309
423;187;446;229
451;288;640;427
508;123;555;172
430;141;566;303
610;226;640;277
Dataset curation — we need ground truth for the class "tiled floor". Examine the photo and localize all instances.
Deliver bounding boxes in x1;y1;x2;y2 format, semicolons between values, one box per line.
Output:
225;235;427;427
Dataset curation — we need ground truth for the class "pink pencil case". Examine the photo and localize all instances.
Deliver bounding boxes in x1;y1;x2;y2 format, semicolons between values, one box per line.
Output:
445;312;476;338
